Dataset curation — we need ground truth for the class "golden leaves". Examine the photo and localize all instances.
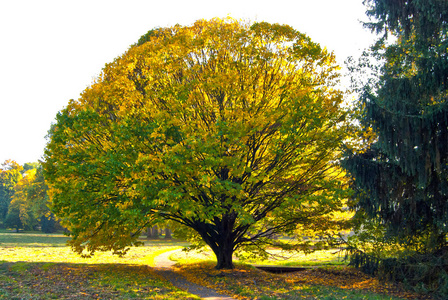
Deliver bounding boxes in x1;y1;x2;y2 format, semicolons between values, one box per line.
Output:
44;17;351;266
177;261;427;300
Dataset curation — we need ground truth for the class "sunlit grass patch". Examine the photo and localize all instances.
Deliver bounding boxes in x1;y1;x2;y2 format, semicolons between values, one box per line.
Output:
0;245;161;265
0;242;184;266
171;245;347;267
170;247;217;264
238;248;348;267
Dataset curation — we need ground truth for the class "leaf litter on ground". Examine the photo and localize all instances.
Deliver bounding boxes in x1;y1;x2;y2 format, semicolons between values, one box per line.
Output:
0;261;199;299
175;261;433;300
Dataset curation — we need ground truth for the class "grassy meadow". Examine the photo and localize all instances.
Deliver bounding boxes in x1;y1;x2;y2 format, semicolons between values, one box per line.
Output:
0;230;195;299
0;230;431;299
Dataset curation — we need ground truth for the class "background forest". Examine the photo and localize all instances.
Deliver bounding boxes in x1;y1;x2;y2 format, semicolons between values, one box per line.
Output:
0;160;60;233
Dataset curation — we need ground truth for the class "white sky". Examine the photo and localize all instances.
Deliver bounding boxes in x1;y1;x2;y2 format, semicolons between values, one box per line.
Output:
0;0;375;165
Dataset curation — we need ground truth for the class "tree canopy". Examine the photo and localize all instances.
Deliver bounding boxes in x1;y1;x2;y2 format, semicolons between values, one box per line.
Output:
44;18;350;269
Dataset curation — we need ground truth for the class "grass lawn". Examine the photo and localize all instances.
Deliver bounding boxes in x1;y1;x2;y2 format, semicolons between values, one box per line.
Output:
0;230;70;247
171;247;347;267
0;231;433;299
0;230;195;299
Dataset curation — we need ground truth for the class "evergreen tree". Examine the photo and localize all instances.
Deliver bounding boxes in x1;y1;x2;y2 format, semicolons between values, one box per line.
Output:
40;213;59;233
344;0;448;250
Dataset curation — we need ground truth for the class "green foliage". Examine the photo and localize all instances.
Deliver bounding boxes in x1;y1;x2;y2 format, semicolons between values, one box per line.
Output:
348;244;448;299
344;0;448;297
346;213;448;298
26;166;60;233
134;28;168;47
4;169;38;231
344;0;448;250
39;213;59;233
363;0;448;41
0;160;23;226
379;252;448;297
22;162;39;173
44;18;351;269
1;163;57;233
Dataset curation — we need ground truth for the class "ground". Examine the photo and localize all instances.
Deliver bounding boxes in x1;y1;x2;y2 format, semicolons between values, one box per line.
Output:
0;231;434;299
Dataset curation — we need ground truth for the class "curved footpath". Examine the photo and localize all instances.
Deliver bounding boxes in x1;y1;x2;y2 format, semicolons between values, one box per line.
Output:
153;249;235;300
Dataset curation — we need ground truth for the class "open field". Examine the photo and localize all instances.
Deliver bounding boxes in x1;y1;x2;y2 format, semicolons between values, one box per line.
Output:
0;231;432;299
0;231;195;299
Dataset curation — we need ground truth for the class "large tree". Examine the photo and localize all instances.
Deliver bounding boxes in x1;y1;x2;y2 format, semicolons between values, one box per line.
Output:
44;19;350;269
343;0;448;250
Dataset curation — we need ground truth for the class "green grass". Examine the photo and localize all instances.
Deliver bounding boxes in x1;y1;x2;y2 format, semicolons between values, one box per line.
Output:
0;230;70;247
0;231;197;299
242;248;348;267
171;245;347;267
0;231;430;299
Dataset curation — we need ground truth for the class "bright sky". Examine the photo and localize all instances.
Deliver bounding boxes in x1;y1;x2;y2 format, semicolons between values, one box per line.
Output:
0;0;375;165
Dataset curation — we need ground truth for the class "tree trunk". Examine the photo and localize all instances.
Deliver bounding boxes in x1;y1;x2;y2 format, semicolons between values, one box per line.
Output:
194;212;237;269
212;214;236;269
164;227;172;239
213;243;234;269
146;227;152;239
151;226;159;238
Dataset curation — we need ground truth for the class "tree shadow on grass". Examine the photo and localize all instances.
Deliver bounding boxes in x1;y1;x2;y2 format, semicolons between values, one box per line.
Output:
176;261;433;300
0;231;70;247
0;261;199;299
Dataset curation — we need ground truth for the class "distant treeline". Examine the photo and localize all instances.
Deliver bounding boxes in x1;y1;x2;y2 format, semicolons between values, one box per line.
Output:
0;160;62;233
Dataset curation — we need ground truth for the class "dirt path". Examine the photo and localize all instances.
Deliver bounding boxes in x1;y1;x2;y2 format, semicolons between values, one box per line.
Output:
153;249;234;300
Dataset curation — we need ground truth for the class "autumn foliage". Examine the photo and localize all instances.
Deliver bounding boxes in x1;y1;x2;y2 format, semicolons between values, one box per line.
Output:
175;262;428;299
44;18;350;269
